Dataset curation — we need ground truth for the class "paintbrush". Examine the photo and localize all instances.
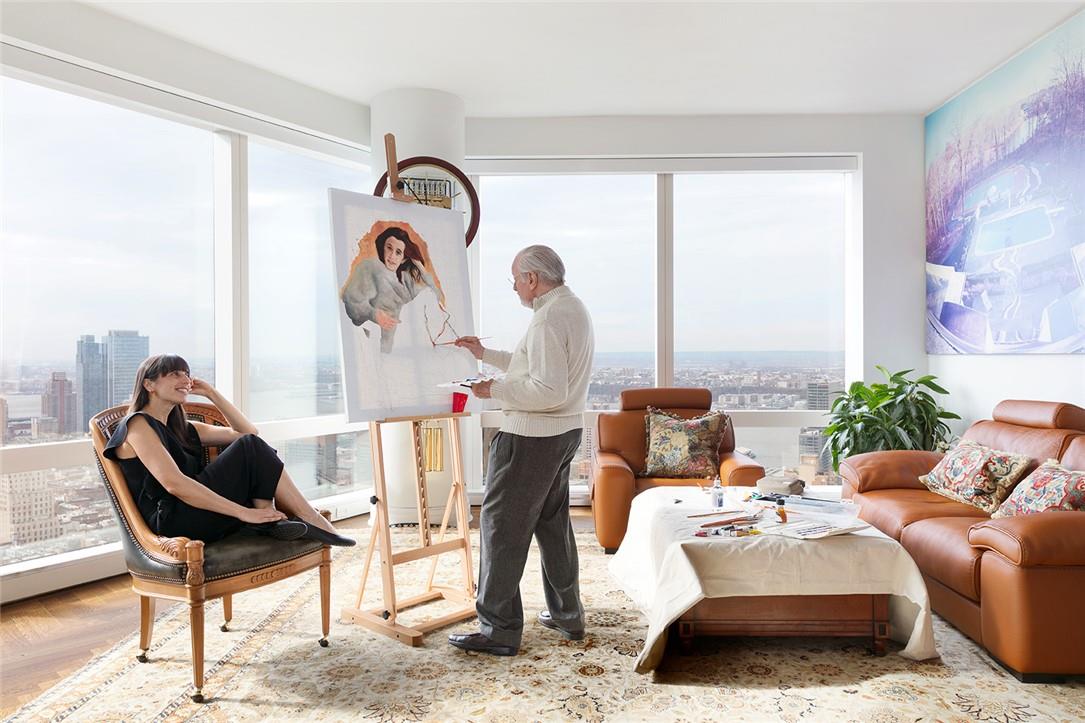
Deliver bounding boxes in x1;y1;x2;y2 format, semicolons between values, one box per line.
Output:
436;336;494;346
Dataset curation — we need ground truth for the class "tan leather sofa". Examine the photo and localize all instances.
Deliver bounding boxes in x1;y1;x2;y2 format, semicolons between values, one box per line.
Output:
840;400;1085;681
590;388;764;552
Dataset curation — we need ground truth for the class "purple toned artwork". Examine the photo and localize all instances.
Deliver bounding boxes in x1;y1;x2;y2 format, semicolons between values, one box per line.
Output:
925;11;1084;354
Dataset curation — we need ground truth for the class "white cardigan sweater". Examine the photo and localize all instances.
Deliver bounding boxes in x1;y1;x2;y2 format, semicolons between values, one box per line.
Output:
484;285;594;437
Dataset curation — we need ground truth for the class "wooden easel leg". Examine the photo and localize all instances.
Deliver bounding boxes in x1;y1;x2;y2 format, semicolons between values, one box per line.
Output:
411;421;432;548
371;421;399;624
449;419;476;596
138;595;155;662
354;520;379;610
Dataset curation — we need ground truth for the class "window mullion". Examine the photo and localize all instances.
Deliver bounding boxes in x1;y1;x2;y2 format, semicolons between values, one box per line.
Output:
213;131;250;412
656;173;674;387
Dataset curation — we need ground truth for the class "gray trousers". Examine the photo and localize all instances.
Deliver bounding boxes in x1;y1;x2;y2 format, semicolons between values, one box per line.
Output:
476;428;584;647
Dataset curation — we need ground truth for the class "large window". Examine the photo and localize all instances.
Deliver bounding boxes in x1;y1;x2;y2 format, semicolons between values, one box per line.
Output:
478;175;657;410
0;77;214;563
673;173;846;412
247;141;369;422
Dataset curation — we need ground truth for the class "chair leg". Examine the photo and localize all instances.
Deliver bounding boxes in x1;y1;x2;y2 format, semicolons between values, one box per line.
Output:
221;594;232;632
319;548;331;647
137;596;155;663
189;601;206;703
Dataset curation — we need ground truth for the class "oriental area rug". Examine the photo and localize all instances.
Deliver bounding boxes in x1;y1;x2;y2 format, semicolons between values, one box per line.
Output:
7;528;1083;722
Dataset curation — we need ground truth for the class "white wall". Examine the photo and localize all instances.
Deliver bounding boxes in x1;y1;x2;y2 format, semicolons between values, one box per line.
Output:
466;115;929;383
0;1;369;147
928;356;1085;430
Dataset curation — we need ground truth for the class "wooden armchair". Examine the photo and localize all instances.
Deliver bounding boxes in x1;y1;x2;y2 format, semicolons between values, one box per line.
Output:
90;403;331;703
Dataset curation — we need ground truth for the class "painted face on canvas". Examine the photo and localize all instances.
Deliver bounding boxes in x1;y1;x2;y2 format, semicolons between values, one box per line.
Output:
382;237;406;272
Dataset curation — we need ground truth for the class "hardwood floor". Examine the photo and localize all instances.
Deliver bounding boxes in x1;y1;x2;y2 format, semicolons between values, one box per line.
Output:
0;508;596;715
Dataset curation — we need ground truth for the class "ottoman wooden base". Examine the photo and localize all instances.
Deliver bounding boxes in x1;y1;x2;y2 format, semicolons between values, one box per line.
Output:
674;593;890;655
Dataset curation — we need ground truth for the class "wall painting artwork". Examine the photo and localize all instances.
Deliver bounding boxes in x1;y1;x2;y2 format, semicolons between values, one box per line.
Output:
925;11;1084;354
330;189;477;421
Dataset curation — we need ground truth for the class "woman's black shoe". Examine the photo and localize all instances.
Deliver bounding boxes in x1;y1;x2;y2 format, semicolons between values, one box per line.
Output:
242;518;309;541
302;524;356;547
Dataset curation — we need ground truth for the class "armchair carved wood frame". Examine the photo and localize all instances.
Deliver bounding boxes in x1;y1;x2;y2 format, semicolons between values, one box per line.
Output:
90;403;331;703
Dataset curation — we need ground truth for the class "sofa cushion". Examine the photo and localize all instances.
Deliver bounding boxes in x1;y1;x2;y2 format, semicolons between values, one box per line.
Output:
853;488;990;539
1060;436;1085;471
921;439;1030;514
642;407;729;478
992;460;1085;518
901;517;988;601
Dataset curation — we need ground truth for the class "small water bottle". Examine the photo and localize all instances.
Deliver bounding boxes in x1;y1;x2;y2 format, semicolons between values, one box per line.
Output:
711;476;725;509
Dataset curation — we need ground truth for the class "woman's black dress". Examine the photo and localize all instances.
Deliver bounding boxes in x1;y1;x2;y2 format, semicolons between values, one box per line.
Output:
103;412;284;542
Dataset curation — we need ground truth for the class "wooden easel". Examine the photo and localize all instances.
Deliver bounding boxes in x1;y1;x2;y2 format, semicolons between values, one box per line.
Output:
339;134;477;645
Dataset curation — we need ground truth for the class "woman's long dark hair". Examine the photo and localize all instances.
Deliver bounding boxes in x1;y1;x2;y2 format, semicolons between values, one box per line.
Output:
128;354;199;452
375;226;425;285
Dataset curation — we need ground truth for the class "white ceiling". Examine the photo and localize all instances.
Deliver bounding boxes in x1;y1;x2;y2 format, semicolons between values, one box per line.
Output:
88;1;1083;117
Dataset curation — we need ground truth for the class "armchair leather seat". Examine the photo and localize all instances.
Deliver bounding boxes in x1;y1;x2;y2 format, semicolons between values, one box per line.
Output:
901;517;987;601
203;535;324;583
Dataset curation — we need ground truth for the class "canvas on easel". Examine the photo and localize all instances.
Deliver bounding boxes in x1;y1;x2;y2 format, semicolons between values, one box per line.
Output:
329;189;478;422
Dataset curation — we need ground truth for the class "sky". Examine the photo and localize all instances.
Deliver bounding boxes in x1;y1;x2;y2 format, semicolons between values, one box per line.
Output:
925;10;1083;168
3;74;846;369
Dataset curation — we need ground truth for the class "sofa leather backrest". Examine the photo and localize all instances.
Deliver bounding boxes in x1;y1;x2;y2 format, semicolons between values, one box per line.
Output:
597;388;735;474
1061;436;1085;471
963;400;1085;477
992;400;1085;432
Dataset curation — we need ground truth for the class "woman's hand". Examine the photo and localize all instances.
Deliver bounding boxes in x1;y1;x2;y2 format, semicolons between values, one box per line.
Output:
454;336;485;360
375;309;399;331
189;377;217;399
237;507;287;525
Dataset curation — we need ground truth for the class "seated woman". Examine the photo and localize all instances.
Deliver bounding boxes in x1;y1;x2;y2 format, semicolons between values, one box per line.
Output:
103;354;354;547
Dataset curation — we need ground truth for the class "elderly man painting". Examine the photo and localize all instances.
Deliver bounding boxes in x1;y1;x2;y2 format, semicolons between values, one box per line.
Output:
449;244;595;656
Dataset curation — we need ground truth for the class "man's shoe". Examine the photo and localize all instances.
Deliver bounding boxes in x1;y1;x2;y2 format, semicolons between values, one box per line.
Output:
447;632;518;656
537;611;585;641
301;523;357;547
242;519;309;541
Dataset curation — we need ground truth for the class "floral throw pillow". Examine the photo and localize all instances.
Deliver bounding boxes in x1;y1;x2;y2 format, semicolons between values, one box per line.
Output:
921;439;1029;513
642;406;729;478
993;460;1085;518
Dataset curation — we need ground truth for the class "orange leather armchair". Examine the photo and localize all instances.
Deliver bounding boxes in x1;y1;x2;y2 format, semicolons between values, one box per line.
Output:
590;388;764;552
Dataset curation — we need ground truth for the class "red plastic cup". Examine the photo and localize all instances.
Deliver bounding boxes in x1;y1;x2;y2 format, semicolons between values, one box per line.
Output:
452;391;468;413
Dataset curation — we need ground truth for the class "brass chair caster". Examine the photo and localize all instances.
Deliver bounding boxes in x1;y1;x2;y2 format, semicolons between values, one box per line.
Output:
136;652;149;663
319;638;329;648
191;691;205;704
220;624;229;632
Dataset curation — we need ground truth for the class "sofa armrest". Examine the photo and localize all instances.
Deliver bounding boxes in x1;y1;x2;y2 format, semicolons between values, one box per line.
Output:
591;452;636;550
719;451;764;487
968;512;1085;567
839;450;943;494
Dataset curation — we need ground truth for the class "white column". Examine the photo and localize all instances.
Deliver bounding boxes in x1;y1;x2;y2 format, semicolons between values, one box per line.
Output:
369;88;469;525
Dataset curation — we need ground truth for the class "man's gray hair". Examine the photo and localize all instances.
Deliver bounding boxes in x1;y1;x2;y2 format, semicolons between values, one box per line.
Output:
515;245;566;285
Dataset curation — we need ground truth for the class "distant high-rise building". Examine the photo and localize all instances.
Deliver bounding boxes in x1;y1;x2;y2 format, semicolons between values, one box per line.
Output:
42;372;78;434
806;382;831;410
105;330;149;406
798;426;833;474
77;334;108;431
0;470;63;545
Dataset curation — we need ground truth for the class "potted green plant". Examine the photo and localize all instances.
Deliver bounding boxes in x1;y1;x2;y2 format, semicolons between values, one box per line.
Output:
824;366;961;471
